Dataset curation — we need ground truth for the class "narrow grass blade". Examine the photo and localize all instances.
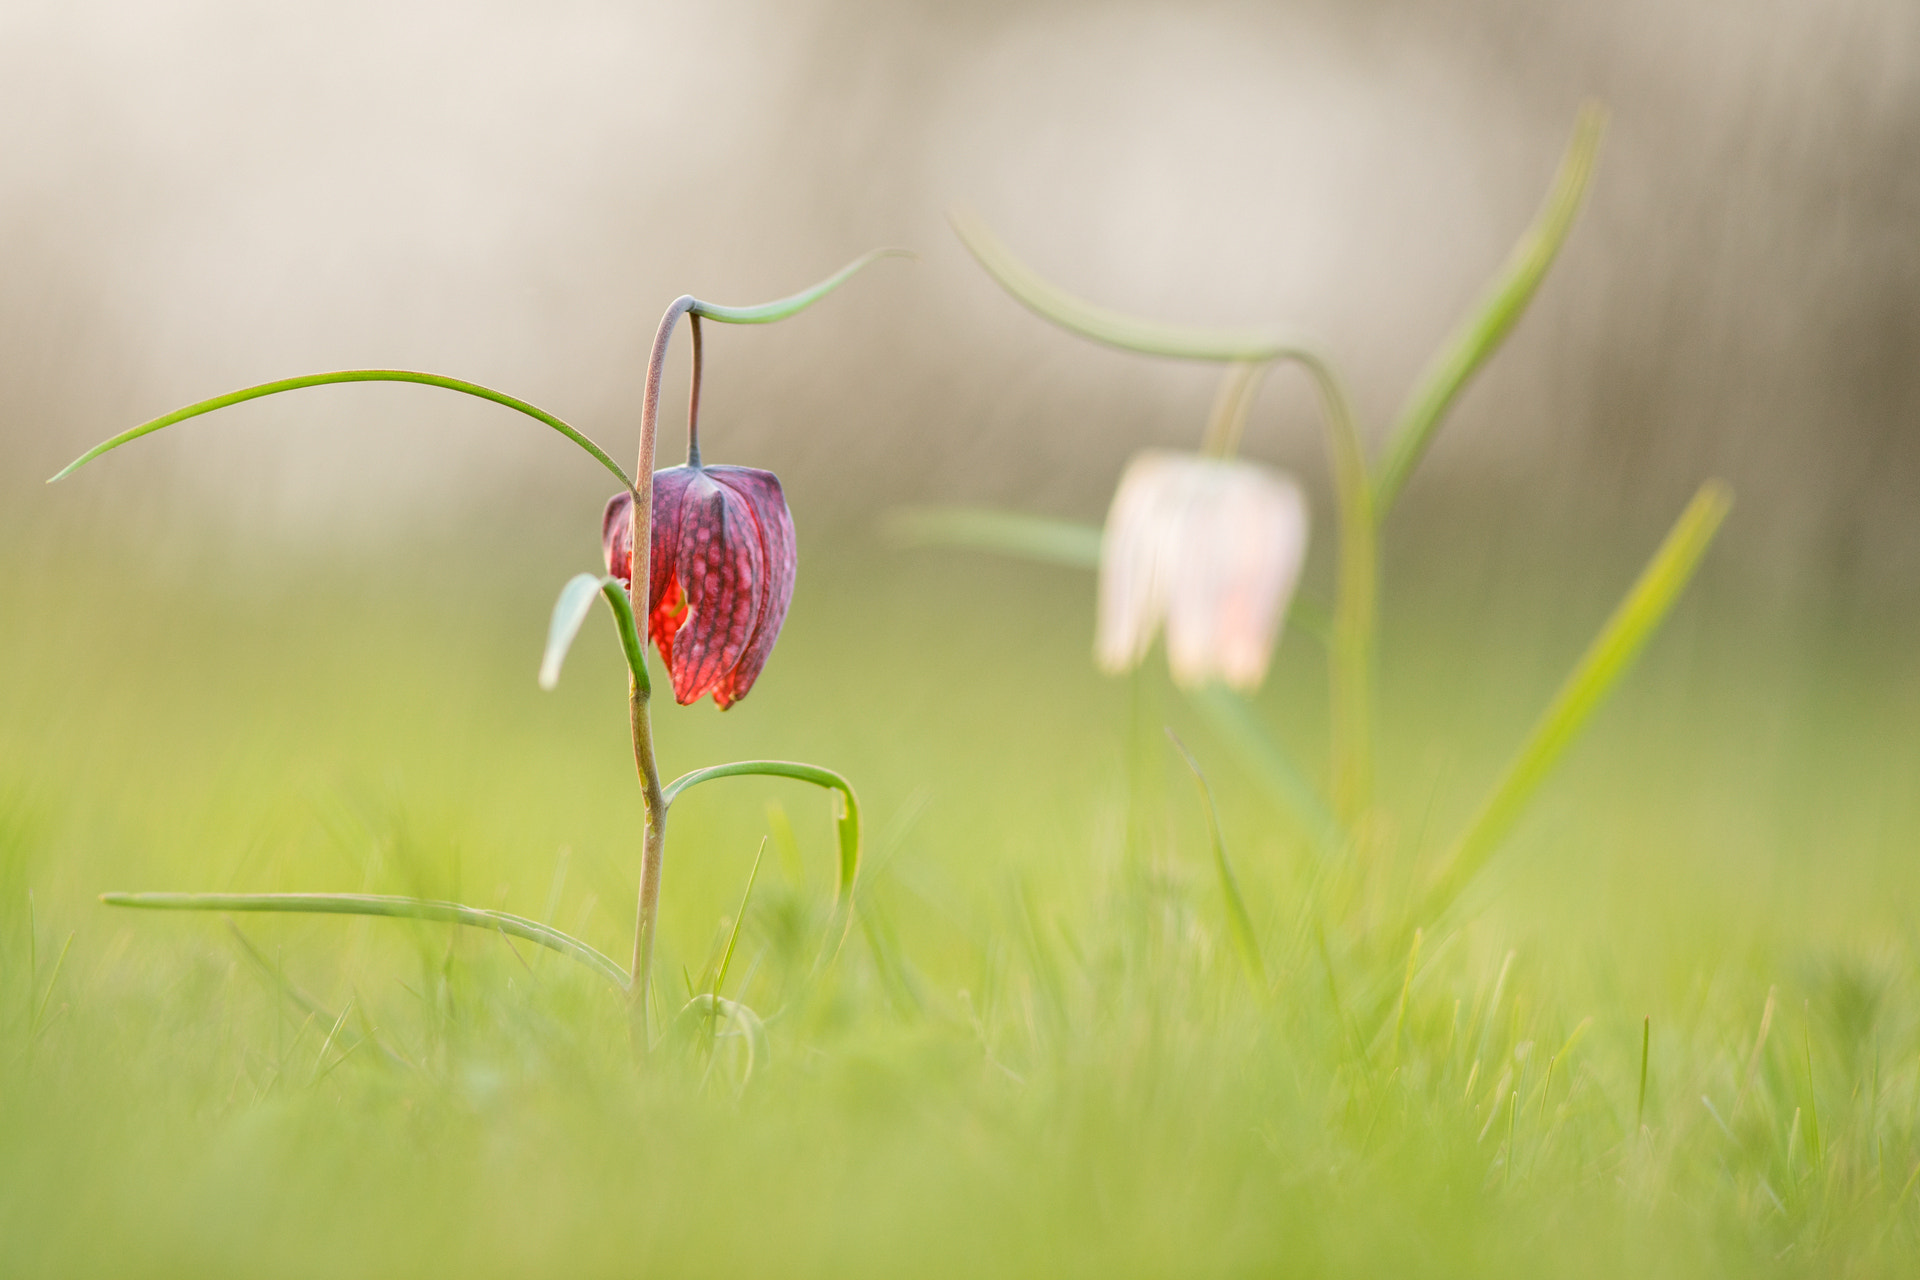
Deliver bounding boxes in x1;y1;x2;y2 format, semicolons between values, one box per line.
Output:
713;838;767;1003
30;930;74;1038
884;506;1103;569
1637;1015;1651;1130
691;249;914;325
102;891;629;989
1421;480;1732;920
951;210;1327;365
538;573;648;694
49;370;631;488
1186;684;1343;861
1373;104;1606;515
662;761;861;905
1167;730;1266;987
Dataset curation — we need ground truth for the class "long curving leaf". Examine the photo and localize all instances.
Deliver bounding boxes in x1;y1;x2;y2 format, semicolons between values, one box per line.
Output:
1168;730;1266;987
884;506;1103;569
1186;685;1344;861
101;891;630;989
951;209;1326;365
691;249;915;325
1419;480;1732;920
662;761;861;905
539;572;648;695
1373;104;1606;515
49;369;632;488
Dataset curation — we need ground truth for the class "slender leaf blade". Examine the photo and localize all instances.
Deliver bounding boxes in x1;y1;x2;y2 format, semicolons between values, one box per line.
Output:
950;210;1326;364
49;369;632;488
1168;731;1266;986
692;249;914;325
1374;104;1606;514
538;573;649;695
662;760;861;905
101;891;630;989
540;574;608;691
885;506;1103;569
1421;480;1732;919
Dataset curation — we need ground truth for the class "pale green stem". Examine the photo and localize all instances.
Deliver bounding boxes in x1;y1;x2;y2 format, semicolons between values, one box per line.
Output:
1304;361;1377;827
1200;361;1269;458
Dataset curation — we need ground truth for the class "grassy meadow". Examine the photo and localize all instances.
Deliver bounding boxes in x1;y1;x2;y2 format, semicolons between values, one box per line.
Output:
1;495;1917;1277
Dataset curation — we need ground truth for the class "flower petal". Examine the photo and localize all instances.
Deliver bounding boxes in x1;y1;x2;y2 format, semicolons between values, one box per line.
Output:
1162;462;1307;691
661;469;768;705
1096;451;1196;675
703;467;797;708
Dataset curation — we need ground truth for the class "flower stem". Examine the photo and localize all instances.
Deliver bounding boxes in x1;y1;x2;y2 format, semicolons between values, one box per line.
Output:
687;313;705;468
626;294;699;1044
1304;361;1375;827
1200;361;1268;459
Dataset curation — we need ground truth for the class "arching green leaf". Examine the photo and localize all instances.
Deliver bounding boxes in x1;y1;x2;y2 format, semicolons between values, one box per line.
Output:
49;369;632;488
692;249;915;325
101;891;630;989
663;761;861;905
1373;104;1606;515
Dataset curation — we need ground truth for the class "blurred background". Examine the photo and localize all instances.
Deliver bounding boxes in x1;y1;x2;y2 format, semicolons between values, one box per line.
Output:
1;0;1915;606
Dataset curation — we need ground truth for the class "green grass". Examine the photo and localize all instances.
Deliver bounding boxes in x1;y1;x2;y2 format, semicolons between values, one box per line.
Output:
2;508;1917;1277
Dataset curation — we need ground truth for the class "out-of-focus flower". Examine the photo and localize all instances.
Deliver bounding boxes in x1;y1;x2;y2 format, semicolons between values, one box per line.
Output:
603;464;797;708
1095;450;1308;691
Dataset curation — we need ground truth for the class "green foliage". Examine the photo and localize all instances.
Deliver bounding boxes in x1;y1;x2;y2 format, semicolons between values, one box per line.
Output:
48;369;634;488
539;573;648;695
663;760;861;906
1373;104;1606;515
2;543;1917;1275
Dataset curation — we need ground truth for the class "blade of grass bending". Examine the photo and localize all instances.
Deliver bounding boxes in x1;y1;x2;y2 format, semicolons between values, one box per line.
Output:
1373;104;1605;515
662;761;861;905
1420;480;1731;921
49;370;631;488
691;249;915;325
713;838;767;1004
102;891;630;989
538;573;648;695
1186;685;1343;861
1168;730;1265;987
884;506;1103;569
951;210;1326;366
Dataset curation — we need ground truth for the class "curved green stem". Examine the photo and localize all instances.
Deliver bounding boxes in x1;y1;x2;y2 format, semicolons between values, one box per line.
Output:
1201;361;1270;458
663;760;861;905
689;249;914;325
1311;363;1377;825
1373;104;1605;516
49;369;632;488
101;891;630;989
951;210;1325;365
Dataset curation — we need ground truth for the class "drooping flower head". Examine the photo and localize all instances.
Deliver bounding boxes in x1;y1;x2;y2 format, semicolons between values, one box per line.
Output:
603;464;797;708
1095;450;1307;692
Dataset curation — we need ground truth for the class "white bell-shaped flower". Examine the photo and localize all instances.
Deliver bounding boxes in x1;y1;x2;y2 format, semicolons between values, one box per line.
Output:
1095;450;1308;691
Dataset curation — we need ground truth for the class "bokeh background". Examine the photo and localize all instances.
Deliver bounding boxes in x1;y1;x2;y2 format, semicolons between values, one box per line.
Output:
2;0;1916;602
